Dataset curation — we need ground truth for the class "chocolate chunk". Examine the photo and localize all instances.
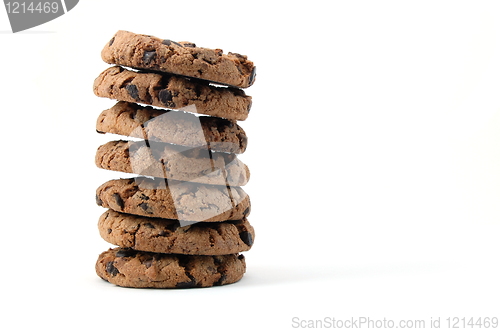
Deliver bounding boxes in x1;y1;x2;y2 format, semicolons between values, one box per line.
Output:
105;261;119;276
107;228;112;234
238;133;248;149
108;37;115;46
243;206;251;217
215;274;227;286
182;42;196;47
175;277;197;288
139;193;150;200
249;66;257;85
126;84;139;100
162;39;182;47
143;259;153;268
143;50;156;64
158;89;174;107
116;249;136;257
246;99;252;113
239;231;253;246
95;194;103;206
144;222;155;229
138;202;152;213
112;193;125;209
166;222;180;232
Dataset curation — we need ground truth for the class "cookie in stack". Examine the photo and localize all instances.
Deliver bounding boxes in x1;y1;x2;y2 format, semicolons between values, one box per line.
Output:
93;30;256;288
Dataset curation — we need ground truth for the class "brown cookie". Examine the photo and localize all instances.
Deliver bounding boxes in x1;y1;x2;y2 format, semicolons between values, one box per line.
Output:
98;209;254;255
96;102;248;154
93;66;251;121
96;177;251;223
102;30;256;88
96;247;246;288
95;140;250;186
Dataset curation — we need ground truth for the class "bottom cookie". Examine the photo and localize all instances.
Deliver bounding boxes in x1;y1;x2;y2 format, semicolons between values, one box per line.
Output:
96;247;246;288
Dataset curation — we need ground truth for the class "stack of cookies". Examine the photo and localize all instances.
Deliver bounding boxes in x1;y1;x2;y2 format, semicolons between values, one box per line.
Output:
92;30;256;288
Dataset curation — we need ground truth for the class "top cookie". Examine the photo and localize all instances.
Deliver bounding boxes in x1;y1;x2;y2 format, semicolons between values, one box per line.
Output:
102;30;256;88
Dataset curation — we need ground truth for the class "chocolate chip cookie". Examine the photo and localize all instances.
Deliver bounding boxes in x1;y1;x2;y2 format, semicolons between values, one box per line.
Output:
95;140;250;186
98;209;254;255
102;30;256;88
96;177;251;223
96;247;246;288
96;102;248;154
93;66;251;121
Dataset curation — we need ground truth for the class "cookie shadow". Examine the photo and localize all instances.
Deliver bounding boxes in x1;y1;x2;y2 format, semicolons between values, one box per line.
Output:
242;262;448;287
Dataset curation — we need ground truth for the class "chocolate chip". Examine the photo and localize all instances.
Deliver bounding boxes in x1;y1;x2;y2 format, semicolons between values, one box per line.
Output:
239;231;253;246
182;42;196;47
143;259;153;268
238;133;248;150
143;50;156;64
237;254;244;260
125;84;139;100
108;37;115;46
140;193;150;200
95;195;103;206
246;99;252;113
166;222;180;232
243;206;250;217
105;262;119;276
248;66;257;85
175;277;197;288
139;202;152;213
158;89;175;107
162;39;182;47
215;274;227;286
158;230;169;237
112;193;124;209
144;222;155;229
116;249;136;257
107;229;112;234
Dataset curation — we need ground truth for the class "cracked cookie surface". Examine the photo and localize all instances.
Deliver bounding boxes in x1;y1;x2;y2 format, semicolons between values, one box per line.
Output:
98;209;254;255
96;247;246;288
96;177;251;223
102;30;256;88
96;101;248;154
93;66;251;121
95;140;250;186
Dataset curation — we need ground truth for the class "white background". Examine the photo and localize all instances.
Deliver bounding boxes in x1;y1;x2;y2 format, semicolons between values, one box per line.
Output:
1;1;499;331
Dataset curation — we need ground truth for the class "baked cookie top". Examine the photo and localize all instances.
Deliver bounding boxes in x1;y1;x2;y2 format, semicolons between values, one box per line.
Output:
96;247;246;288
93;66;252;121
102;30;256;88
96;101;248;154
98;209;254;255
95;140;250;186
96;177;250;223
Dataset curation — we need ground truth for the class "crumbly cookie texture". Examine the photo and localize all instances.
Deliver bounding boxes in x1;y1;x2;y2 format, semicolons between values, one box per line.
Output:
102;30;256;88
96;102;248;154
93;66;251;121
95;177;251;222
98;209;254;255
95;140;250;186
96;247;246;288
